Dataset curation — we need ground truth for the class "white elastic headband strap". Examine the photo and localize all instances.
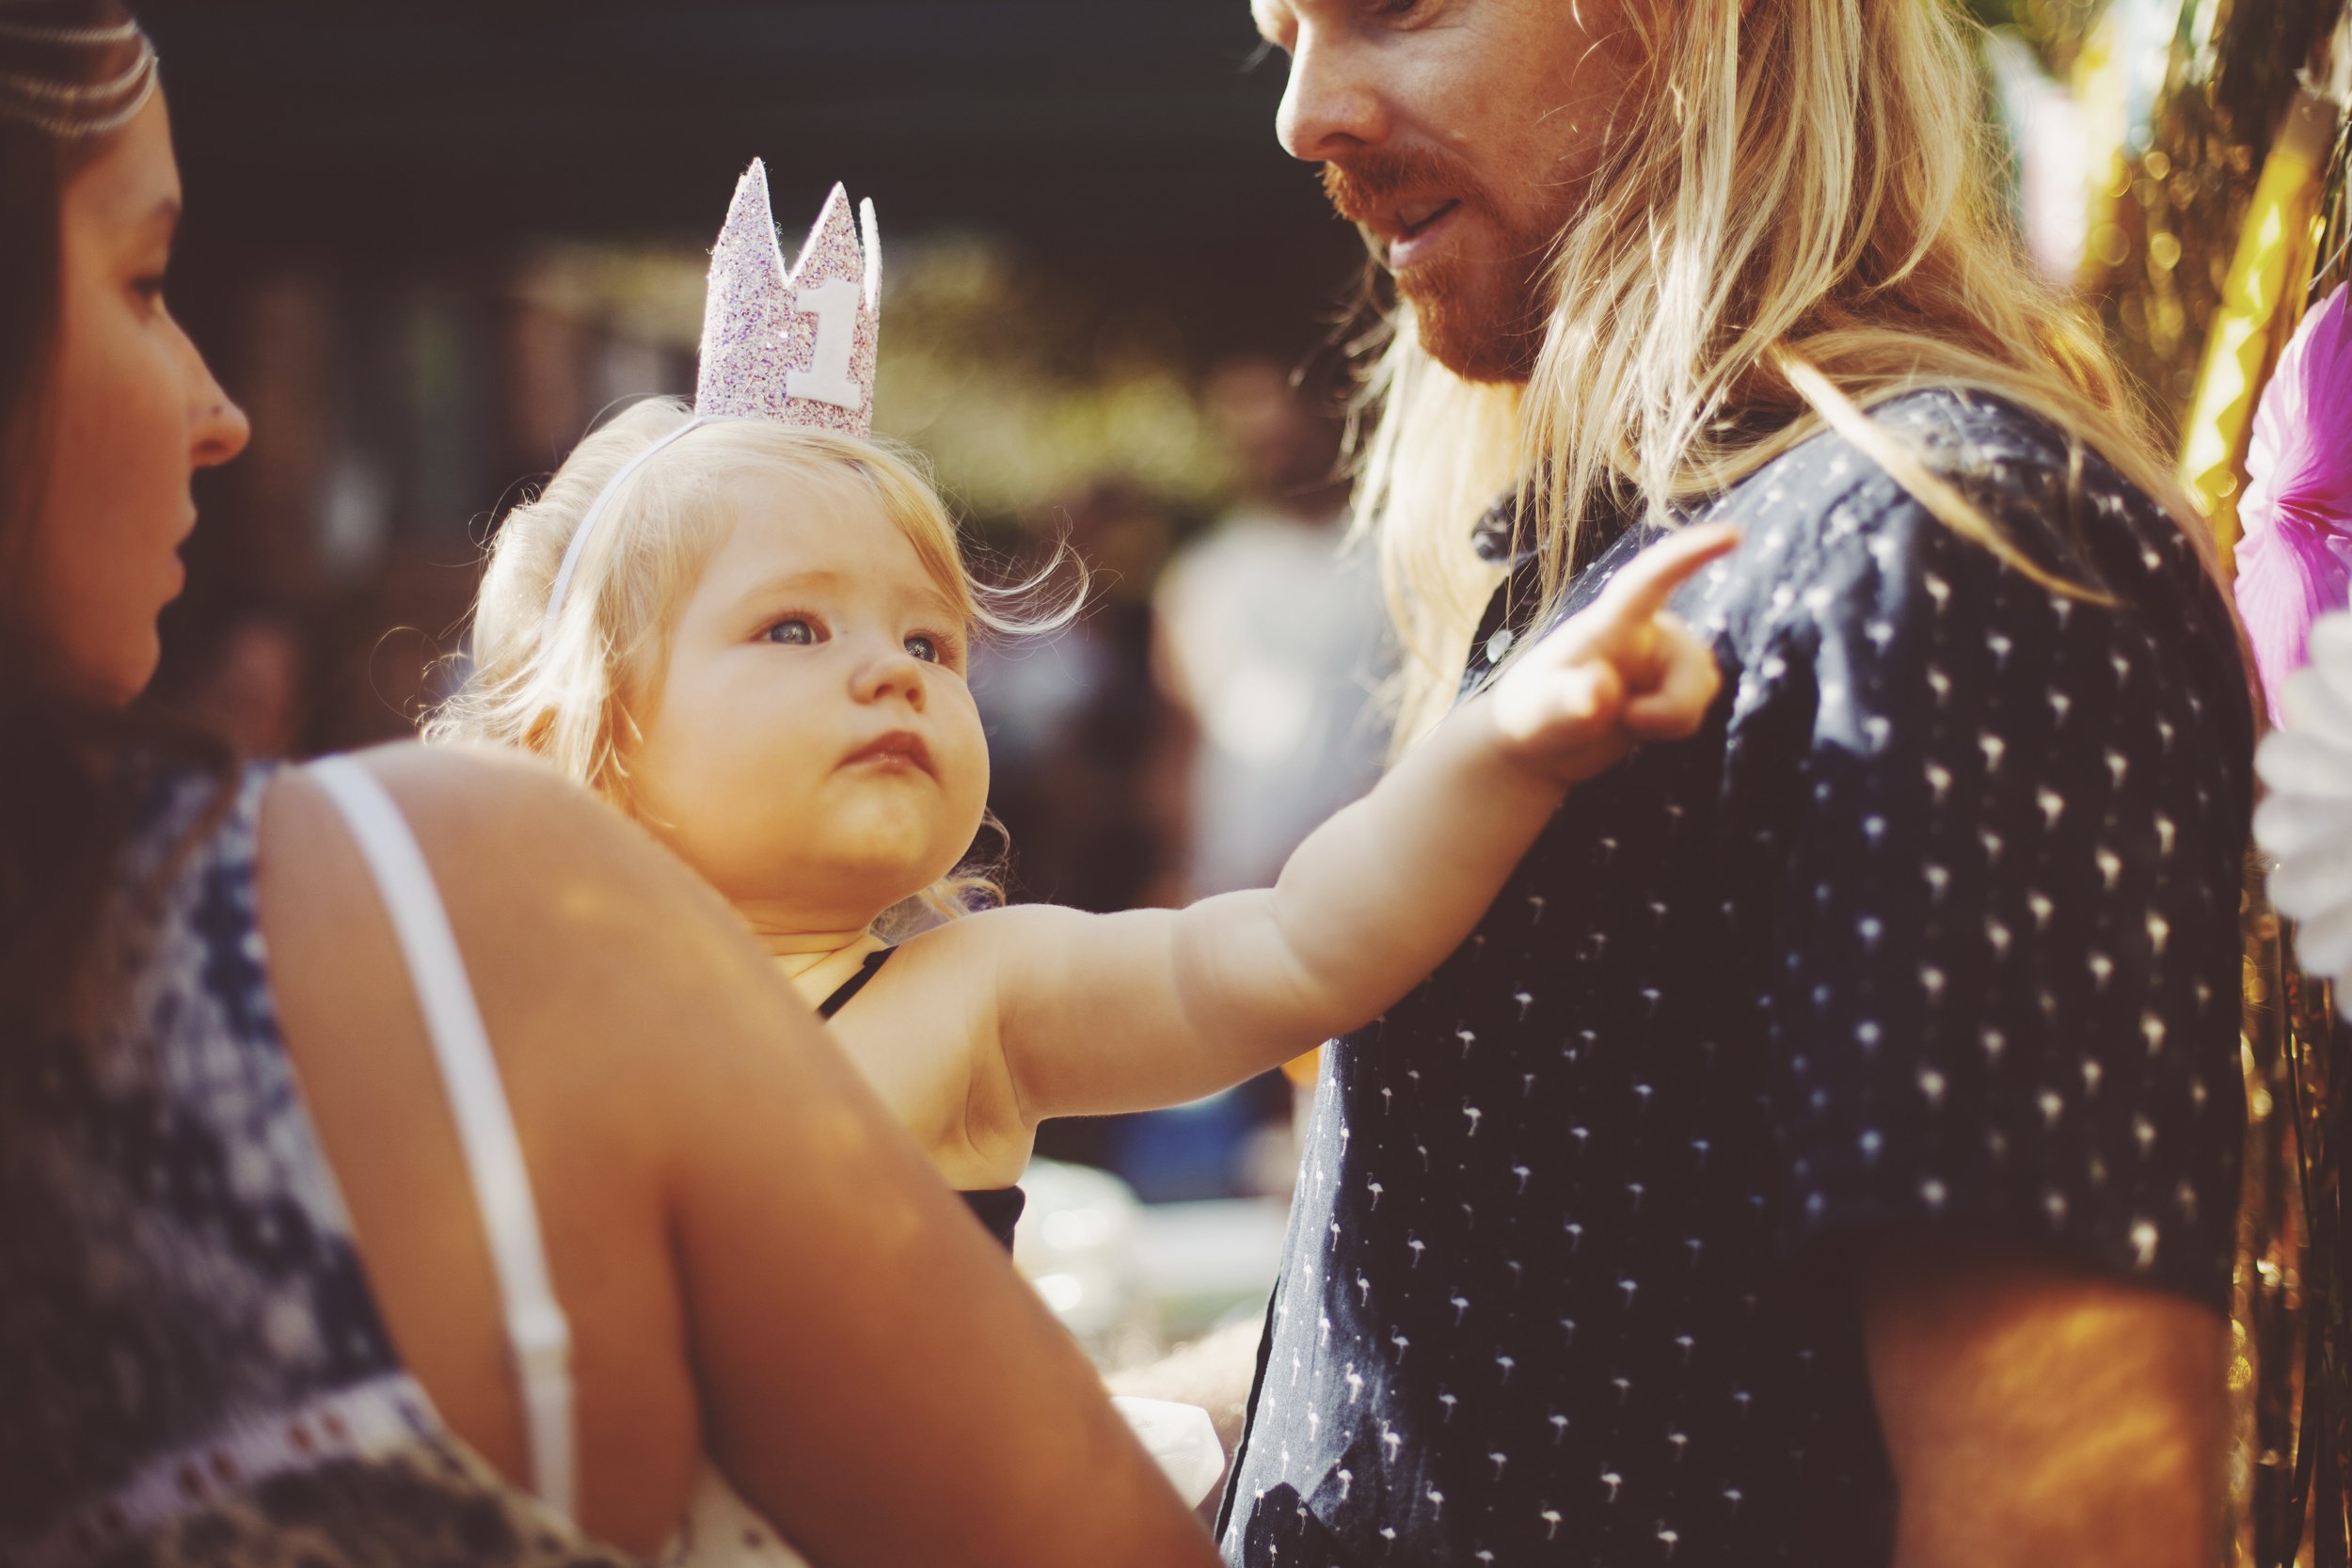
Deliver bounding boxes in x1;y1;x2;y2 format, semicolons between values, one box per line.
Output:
540;414;711;646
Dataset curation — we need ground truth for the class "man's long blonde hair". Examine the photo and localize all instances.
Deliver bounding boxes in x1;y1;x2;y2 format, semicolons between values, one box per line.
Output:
1357;0;2212;744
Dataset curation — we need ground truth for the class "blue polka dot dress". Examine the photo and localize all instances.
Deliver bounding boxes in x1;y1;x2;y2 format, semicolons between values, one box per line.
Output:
0;766;637;1567
1218;391;2254;1567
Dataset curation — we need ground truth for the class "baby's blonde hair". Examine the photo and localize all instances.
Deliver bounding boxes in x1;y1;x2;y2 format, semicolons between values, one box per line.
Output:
432;397;1065;928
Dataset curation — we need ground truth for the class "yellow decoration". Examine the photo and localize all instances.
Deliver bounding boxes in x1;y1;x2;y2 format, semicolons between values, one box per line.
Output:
2178;92;2341;572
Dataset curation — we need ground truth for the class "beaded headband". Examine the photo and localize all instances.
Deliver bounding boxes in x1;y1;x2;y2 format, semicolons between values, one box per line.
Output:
541;160;881;644
0;10;157;139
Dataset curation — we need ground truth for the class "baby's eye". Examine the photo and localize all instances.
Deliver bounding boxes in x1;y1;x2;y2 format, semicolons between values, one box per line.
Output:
763;617;819;646
904;634;941;664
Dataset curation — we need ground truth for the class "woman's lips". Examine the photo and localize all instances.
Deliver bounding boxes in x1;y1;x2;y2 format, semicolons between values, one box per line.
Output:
842;730;935;776
166;510;196;596
1388;199;1465;273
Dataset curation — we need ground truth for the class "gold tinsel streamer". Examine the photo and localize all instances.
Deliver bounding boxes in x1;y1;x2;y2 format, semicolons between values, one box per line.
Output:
2179;93;2337;570
2237;887;2348;1565
2071;0;2347;1555
2074;0;2340;439
2178;6;2348;1560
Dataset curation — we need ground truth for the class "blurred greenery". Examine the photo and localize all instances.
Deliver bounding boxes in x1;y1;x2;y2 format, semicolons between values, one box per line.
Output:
515;230;1250;541
876;238;1238;529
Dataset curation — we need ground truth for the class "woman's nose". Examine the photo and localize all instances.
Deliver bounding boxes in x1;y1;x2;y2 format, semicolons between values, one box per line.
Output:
179;325;249;469
1277;26;1390;161
194;395;251;469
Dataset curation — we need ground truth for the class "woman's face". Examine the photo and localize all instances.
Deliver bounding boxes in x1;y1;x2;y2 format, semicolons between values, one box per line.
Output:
15;90;249;705
623;468;992;938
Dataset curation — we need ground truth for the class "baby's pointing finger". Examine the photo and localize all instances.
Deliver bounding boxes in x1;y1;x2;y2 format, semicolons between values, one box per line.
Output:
1594;523;1740;626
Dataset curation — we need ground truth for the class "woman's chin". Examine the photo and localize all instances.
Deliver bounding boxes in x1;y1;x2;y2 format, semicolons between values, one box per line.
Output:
59;634;159;709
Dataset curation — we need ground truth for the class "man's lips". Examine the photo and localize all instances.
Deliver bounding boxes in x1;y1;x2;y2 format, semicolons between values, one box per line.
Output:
1322;155;1479;271
1386;199;1466;272
1347;193;1461;243
842;730;935;776
1396;198;1460;236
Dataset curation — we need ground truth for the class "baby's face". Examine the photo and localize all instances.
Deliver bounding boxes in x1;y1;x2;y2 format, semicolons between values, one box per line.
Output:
623;469;991;934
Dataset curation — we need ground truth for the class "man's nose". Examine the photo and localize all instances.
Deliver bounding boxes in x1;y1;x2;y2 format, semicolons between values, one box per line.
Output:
1276;28;1389;161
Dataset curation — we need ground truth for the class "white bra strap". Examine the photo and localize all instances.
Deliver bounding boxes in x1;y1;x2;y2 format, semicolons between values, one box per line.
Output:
307;755;577;1523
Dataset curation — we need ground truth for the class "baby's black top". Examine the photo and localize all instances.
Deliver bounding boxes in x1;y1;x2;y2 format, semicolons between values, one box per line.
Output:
820;946;1027;1251
1217;390;2254;1567
816;947;896;1021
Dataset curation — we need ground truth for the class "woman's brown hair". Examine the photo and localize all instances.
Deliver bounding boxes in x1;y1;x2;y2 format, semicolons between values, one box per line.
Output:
0;1;230;1039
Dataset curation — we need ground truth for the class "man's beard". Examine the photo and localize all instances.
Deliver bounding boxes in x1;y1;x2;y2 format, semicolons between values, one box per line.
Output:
1322;151;1565;385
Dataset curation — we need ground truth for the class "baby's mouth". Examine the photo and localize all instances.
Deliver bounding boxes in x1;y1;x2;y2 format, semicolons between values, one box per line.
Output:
843;730;936;776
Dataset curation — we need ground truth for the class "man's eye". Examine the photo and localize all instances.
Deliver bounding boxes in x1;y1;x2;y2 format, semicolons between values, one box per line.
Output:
905;634;940;664
763;618;818;645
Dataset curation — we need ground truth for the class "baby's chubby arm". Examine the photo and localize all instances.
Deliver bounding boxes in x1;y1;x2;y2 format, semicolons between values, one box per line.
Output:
978;523;1737;1139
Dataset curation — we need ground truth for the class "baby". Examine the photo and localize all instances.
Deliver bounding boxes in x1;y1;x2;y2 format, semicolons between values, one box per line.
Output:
436;161;1728;1563
440;163;1732;1215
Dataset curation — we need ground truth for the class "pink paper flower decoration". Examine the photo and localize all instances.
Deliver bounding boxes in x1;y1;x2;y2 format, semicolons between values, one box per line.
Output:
2234;282;2352;724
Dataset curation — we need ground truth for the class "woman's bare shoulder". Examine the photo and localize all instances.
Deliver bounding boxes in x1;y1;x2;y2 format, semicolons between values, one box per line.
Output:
271;740;713;924
278;739;651;871
260;740;805;1088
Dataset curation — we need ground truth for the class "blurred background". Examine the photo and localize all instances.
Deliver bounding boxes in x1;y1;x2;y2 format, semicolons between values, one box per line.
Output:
125;4;2351;1539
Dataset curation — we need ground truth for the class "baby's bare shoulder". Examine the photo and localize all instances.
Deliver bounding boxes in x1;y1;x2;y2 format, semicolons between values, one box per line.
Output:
905;901;1108;974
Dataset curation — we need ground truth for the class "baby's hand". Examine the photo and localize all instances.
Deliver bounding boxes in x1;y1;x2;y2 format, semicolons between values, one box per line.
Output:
1487;523;1739;786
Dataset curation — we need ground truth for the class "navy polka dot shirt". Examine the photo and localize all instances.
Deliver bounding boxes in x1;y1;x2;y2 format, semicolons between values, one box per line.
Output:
1217;391;2253;1567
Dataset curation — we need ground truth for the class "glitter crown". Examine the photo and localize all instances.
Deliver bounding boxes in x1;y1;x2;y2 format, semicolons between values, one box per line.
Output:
540;163;882;641
695;159;881;437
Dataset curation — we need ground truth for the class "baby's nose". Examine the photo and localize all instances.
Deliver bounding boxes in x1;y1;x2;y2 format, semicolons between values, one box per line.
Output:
858;648;929;707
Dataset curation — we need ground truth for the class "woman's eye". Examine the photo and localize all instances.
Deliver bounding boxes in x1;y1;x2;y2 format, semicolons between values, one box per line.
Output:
132;275;166;307
904;634;940;664
763;618;818;645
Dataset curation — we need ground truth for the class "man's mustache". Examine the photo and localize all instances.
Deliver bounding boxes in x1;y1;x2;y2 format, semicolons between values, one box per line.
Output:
1320;150;1486;228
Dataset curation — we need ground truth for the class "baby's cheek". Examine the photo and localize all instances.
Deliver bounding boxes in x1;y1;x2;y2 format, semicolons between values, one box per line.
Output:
939;711;993;842
635;724;792;868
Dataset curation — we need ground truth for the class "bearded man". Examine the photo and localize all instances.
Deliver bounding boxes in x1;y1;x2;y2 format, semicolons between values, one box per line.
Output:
1214;2;2254;1565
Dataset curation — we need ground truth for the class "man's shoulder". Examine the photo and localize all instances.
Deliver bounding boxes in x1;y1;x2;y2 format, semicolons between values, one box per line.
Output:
1719;387;2097;513
1683;388;2210;633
